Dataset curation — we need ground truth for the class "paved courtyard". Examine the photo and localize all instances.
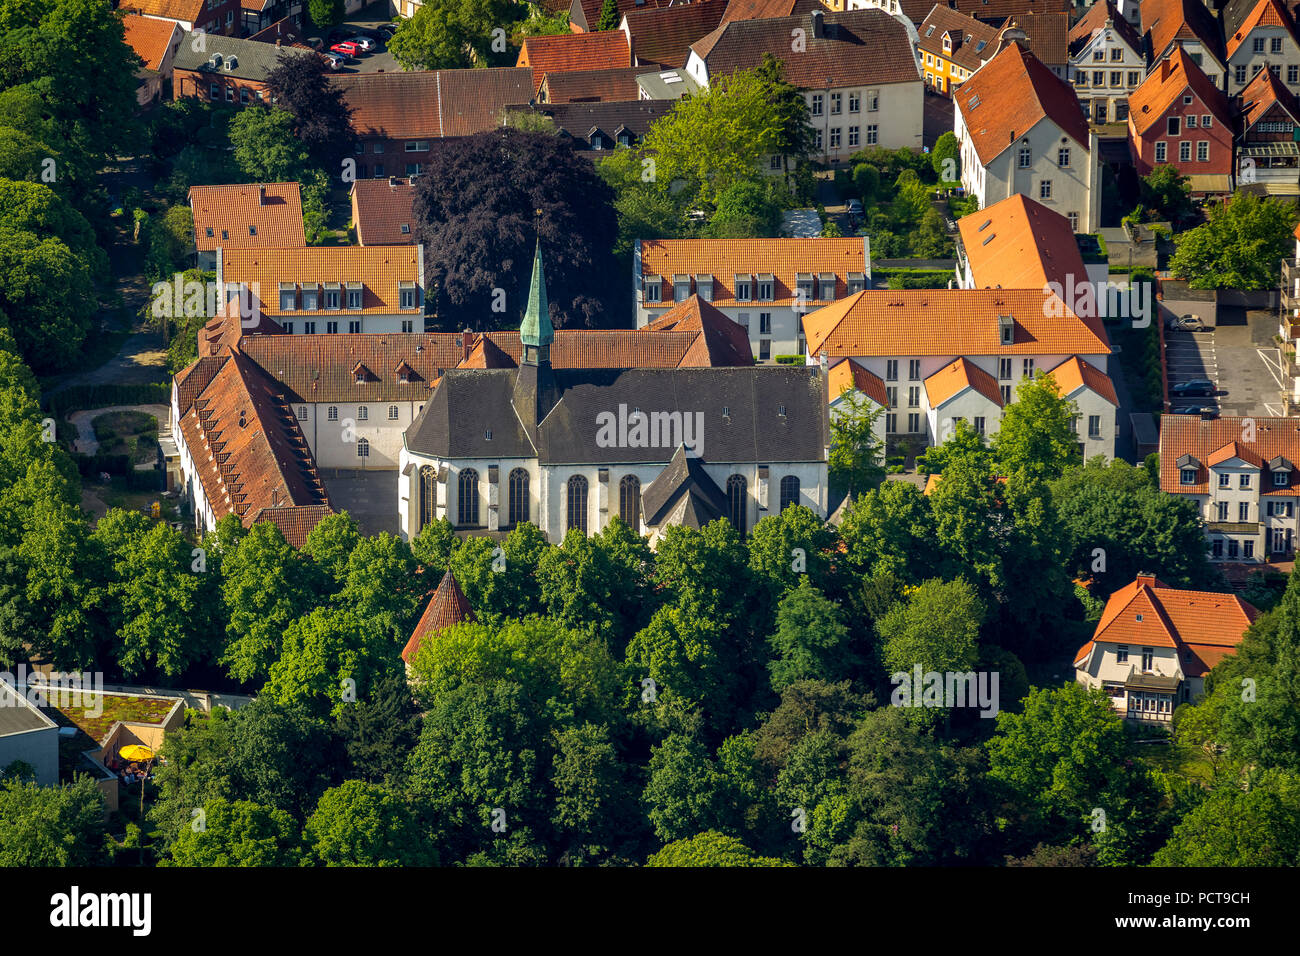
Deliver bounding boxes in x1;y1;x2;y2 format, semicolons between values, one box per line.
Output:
320;468;400;538
1165;310;1284;419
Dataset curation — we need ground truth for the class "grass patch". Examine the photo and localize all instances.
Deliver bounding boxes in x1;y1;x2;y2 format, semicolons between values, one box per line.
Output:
93;410;159;465
49;693;177;745
1136;739;1218;786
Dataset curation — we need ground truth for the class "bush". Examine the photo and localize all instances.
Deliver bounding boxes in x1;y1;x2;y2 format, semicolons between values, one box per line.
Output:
44;384;170;419
774;354;803;365
126;468;165;492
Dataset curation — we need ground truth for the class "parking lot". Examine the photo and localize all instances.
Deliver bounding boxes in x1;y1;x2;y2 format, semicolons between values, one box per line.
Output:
305;7;402;75
1164;309;1285;418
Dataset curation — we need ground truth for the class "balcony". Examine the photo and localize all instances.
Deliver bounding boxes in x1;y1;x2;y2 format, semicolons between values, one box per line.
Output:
1207;521;1259;534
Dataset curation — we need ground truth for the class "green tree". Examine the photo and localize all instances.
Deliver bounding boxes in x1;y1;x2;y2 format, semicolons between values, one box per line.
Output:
307;0;343;28
596;0;620;30
387;0;515;71
1152;770;1300;865
1137;164;1194;225
1169;191;1298;290
993;372;1080;483
647;831;792;866
768;578;858;692
265;606;403;716
703;180;782;238
306;780;435;865
163;798;302;866
932;131;960;184
227;106;310;183
301;511;361;585
334;667;423;787
336;532;420;644
837;480;938;585
828;387;885;503
0;775;105;866
550;722;640;864
746;504;837;597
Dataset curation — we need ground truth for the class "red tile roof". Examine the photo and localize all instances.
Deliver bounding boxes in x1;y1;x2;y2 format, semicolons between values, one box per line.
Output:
190;182;305;252
121;0;205;25
517;30;632;91
950;0;1069;20
958;193;1086;291
1068;0;1142;57
1007;12;1070;67
827;358;889;407
624;0;730;68
248;504;334;548
1240;59;1300;131
1143;0;1227;63
1225;0;1294;59
802;288;1111;358
1159;414;1300;495
1045;355;1118;406
121;13;179;71
220;245;421;317
402;570;474;664
331;68;534;141
1128;46;1233;136
539;66;644;103
954;41;1091;165
350;177;415;246
570;0;672;32
720;0;824;26
924;356;1004;407
918;7;1003;73
642;295;755;366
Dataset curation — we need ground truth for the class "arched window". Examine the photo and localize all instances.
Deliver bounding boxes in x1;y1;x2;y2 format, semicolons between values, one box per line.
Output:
779;475;800;511
567;474;588;533
619;474;641;529
418;465;436;530
358;405;368;421
458;468;479;527
726;474;747;534
508;468;530;527
357;437;370;458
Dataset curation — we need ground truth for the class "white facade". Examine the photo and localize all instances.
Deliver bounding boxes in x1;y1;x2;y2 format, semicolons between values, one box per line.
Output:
1175;453;1298;562
1075;642;1187;721
1227;29;1300;95
1069;25;1147;124
955;108;1103;233
292;399;425;470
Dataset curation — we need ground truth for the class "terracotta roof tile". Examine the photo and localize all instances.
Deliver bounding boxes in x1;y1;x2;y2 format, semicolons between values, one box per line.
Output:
1143;0;1227;63
692;9;920;88
955;41;1091;166
720;0;824;25
518;30;632;91
247;504;334;548
802;288;1111;357
642;295;755;366
402;570;474;663
1225;0;1293;59
1008;11;1070;67
640;238;869;310
331;68;534;141
1068;0;1142;57
624;0;730;68
1240;57;1300;129
540;66;644;103
1159;414;1300;495
190;182;305;252
950;0;1068;21
571;0;672;32
1045;355;1118;405
827;358;888;406
121;0;204;24
220;245;421;317
918;8;1003;72
924;356;1004;407
121;13;180;71
1128;47;1232;136
958;193;1086;291
175;354;229;416
350;177;415;246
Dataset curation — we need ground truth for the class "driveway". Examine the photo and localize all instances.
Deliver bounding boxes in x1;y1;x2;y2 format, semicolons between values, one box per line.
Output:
310;3;401;75
1164;310;1283;418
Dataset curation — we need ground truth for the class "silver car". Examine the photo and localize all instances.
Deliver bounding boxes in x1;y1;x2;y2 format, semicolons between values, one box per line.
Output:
348;36;375;52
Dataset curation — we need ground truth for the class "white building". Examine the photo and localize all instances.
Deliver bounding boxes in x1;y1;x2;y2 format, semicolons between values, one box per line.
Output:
1223;0;1300;95
1068;0;1147;124
955;41;1102;233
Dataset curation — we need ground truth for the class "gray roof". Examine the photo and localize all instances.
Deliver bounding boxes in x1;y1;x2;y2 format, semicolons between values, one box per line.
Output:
173;33;313;83
0;683;56;737
642;443;729;526
406;364;829;466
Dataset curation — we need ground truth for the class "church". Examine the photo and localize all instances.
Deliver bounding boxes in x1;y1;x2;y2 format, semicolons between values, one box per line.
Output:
397;243;831;544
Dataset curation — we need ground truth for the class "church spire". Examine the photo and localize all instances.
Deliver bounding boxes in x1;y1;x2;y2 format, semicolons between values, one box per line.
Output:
520;238;554;359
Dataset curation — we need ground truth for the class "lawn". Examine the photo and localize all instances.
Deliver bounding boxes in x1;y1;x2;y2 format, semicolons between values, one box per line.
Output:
93;410;159;465
1136;738;1219;787
47;693;177;745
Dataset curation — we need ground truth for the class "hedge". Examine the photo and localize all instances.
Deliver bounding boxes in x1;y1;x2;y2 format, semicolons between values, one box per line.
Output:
73;452;132;476
43;383;170;419
125;468;165;492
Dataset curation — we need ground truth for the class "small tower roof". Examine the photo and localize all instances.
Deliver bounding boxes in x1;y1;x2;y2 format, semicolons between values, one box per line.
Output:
520;239;554;349
402;569;474;664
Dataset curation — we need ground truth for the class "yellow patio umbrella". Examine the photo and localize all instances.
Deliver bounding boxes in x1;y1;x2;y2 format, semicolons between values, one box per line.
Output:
119;744;154;762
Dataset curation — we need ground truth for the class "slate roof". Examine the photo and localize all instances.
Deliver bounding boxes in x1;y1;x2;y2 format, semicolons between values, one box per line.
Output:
958;193;1087;291
955;41;1091;165
624;0;730;68
172;31;312;81
331;68;534;141
518;30;632;91
219;245;421;317
1067;0;1143;57
122;13;180;72
1159;414;1300;495
405;364;829;465
802;288;1111;357
402;570;474;664
690;9;921;88
190;182;305;252
641;443;730;527
512;99;672;146
350;177;415;246
1128;47;1233;136
539;66;645;103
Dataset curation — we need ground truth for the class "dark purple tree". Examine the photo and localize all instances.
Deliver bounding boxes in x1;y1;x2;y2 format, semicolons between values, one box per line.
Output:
411;128;623;330
262;51;354;169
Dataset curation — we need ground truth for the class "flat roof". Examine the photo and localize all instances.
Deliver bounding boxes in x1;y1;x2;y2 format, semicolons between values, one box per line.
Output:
0;682;57;737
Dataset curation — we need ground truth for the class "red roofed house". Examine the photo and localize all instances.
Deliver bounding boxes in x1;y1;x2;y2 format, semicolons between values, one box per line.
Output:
1142;0;1227;88
122;13;183;106
954;41;1101;232
402;570;474;670
1067;0;1146;126
1237;53;1300;192
1224;0;1300;96
122;0;241;35
1159;413;1300;562
1074;574;1259;721
350;177;416;246
1126;47;1234;193
516;30;633;94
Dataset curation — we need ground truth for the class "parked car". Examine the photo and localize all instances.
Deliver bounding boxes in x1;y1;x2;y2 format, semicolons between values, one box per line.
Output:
321;52;346;70
1168;313;1208;331
1171;379;1216;397
348;35;375;52
1173;404;1216;417
330;41;360;57
377;22;399;37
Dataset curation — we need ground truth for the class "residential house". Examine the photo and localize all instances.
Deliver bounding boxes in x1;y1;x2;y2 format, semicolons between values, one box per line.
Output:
723;0;827;22
1143;0;1227;89
0;682;58;787
826;357;890;457
1127;47;1234;193
620;0;731;69
1159;414;1300;562
506;100;673;152
398;245;829;544
216;244;426;336
1011;13;1071;78
687;9;924;159
635;237;873;359
1237;64;1300;193
123;14;184;107
246;16;313;47
172;33;314;106
189;182;305;270
123;0;242;35
350;177;416;246
241;1;304;35
954;41;1102;232
517;30;633;94
537;67;645;103
918;6;1003;95
1074;574;1259;720
1224;0;1300;95
567;0;671;33
848;0;940;26
855;0;1070;26
1068;0;1146;125
800;287;1115;454
332;69;535;174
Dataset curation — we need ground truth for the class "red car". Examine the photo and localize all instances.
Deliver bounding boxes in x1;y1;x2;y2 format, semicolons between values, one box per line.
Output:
329;41;359;57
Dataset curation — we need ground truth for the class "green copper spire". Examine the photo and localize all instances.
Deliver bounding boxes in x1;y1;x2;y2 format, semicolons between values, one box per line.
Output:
520;240;554;349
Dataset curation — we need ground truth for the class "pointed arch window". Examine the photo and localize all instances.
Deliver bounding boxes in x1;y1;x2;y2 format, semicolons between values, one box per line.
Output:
508;468;530;527
727;474;748;534
567;474;588;533
619;474;641;529
418;465;436;530
779;475;800;511
458;468;480;527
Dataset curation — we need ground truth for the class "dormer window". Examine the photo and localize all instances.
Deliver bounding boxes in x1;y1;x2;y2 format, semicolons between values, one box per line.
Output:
757;274;774;301
324;282;340;309
399;281;417;310
279;282;297;311
1275;471;1289;487
346;282;363;309
302;284;320;311
818;273;836;301
673;274;690;302
846;272;865;294
205;226;214;237
644;276;661;303
400;224;410;234
999;314;1014;345
735;274;752;301
695;274;712;301
1181;468;1197;484
796;273;814;304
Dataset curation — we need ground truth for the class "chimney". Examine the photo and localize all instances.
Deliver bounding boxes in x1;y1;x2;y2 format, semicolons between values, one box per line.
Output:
275;38;281;48
389;176;397;189
1135;572;1157;588
258;185;266;205
810;10;824;39
462;328;473;363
